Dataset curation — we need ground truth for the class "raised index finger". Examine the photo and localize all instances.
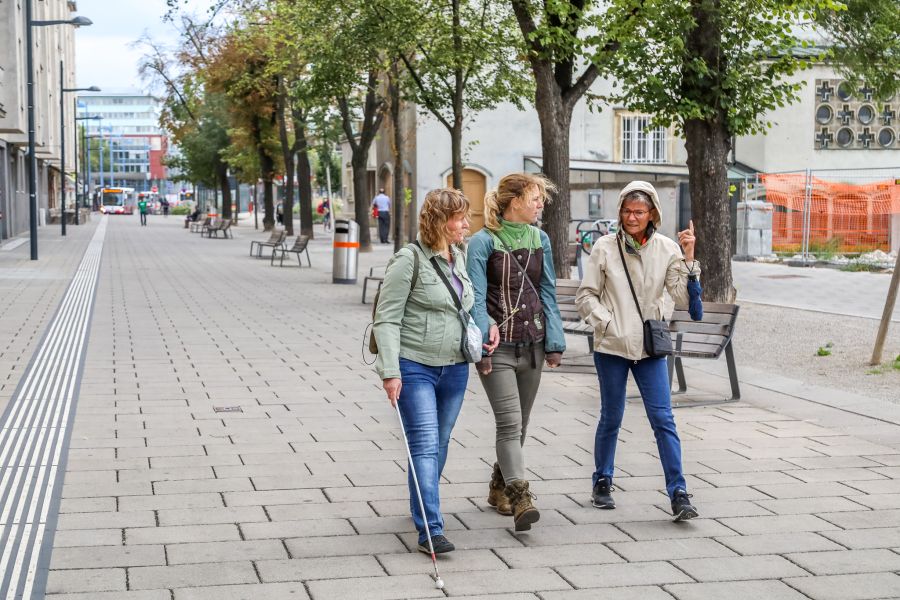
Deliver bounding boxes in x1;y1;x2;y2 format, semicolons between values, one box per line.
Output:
689;220;694;234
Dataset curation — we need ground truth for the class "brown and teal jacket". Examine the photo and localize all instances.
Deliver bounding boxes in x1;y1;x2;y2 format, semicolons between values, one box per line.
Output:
466;220;566;355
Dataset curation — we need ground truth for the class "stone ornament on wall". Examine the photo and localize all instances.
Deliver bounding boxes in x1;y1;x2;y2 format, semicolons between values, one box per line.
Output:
814;79;897;150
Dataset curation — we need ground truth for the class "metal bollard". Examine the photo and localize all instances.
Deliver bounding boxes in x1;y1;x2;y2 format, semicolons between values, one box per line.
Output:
332;219;359;284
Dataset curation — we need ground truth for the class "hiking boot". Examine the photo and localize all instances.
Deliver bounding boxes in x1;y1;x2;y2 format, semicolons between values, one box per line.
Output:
417;534;455;554
487;463;512;516
591;477;615;509
671;489;699;522
505;479;540;531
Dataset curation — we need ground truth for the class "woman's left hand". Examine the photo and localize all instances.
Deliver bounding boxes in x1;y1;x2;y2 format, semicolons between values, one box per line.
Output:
677;220;696;262
545;352;562;369
483;325;500;354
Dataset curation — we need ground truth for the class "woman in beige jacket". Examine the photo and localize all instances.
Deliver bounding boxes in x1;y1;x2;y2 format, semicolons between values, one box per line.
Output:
575;180;700;521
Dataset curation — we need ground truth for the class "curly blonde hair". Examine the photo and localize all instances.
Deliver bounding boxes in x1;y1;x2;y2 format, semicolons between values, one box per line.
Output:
419;188;470;249
483;173;556;232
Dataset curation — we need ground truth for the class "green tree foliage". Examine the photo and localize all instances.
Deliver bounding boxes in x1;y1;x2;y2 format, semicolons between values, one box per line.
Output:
372;0;532;189
599;0;900;301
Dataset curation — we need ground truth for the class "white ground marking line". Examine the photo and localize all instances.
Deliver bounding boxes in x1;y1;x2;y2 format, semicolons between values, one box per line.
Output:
0;218;106;599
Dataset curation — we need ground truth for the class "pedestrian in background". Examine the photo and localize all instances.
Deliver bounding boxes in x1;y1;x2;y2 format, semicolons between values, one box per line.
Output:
575;180;700;521
161;198;170;217
374;188;473;554
372;188;392;243
138;196;148;226
466;173;566;531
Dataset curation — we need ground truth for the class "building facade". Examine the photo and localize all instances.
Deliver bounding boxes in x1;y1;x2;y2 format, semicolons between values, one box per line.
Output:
0;0;79;241
351;63;899;249
76;92;169;197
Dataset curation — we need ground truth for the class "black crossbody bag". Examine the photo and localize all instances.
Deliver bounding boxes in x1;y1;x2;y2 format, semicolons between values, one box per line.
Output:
617;237;673;358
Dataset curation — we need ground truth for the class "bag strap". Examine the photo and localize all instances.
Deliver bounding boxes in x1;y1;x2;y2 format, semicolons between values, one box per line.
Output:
616;235;645;322
494;236;541;299
409;241;420;292
428;254;464;312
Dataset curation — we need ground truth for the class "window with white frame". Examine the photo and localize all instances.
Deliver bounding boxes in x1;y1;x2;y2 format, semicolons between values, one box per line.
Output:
620;114;668;164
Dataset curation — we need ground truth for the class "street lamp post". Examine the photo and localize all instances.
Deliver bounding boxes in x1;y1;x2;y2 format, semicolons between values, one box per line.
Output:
74;114;101;225
27;6;92;259
60;68;99;232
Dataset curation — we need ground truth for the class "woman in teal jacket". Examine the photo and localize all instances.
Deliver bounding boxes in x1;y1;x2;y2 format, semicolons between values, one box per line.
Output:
466;173;566;531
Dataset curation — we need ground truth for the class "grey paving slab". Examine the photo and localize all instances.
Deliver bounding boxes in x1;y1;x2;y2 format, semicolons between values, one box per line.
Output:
784;548;900;575
664;580;811;600
49;545;166;569
713;532;845;555
672;554;810;581
173;582;310;600
46;591;170;600
44;568;126;594
307;574;443;600
556;561;694;588
128;561;259;589
35;219;900;598
256;556;385;582
783;573;900;600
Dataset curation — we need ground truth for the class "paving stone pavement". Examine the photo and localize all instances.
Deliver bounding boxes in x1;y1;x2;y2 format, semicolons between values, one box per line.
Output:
6;215;900;599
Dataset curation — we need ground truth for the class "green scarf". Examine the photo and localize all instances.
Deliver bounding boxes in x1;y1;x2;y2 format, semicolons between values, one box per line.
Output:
491;219;541;252
622;223;656;252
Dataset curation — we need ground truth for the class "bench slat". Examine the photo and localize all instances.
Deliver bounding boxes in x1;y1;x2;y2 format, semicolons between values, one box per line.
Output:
670;321;730;336
671;310;735;325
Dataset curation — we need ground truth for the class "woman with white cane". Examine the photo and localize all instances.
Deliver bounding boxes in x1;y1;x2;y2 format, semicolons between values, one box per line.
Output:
374;188;474;556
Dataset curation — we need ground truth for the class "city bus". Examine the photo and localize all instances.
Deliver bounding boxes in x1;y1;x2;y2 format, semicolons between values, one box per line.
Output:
99;187;136;215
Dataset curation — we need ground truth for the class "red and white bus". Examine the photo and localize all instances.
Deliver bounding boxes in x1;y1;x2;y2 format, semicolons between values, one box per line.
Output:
99;187;136;215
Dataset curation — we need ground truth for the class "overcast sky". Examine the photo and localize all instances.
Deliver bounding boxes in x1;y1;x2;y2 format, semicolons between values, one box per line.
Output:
74;0;214;92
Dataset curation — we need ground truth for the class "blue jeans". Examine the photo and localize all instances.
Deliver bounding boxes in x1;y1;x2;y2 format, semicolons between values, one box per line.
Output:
397;358;468;544
592;352;686;498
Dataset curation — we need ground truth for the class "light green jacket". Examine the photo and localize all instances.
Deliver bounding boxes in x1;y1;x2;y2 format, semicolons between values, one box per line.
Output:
374;239;474;379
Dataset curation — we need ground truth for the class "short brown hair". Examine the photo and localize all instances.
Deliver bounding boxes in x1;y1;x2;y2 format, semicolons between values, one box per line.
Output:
483;173;555;231
419;188;470;249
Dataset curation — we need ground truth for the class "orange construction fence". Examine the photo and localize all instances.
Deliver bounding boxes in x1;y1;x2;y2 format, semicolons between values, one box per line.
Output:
760;174;900;253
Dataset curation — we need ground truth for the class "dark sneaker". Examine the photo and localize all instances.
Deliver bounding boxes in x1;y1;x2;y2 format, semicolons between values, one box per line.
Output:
671;489;699;522
591;477;615;509
417;534;455;554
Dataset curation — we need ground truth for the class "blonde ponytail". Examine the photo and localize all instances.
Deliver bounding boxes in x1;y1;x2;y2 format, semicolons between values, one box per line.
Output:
483;190;502;232
482;173;557;232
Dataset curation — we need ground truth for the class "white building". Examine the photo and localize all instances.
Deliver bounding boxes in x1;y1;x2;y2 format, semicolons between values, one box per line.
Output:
348;62;899;249
0;0;80;240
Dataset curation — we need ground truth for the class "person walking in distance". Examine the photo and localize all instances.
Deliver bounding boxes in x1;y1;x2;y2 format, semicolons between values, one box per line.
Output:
374;188;474;554
466;173;566;531
575;180;700;522
138;195;149;226
372;188;392;243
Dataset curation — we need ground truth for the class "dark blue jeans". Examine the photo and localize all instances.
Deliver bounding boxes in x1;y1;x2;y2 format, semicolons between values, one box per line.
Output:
397;358;468;544
592;352;686;499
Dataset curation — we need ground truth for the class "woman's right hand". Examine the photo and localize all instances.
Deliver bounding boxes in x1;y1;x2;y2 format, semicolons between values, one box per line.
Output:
383;378;402;407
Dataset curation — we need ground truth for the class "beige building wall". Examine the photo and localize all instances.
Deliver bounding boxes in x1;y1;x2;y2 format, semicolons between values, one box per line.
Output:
0;0;78;237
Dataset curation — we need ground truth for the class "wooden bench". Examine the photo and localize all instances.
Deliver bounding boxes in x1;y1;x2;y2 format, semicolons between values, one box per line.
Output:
556;278;594;350
204;219;233;239
361;265;386;304
271;235;311;267
668;303;740;403
250;230;286;257
190;216;211;233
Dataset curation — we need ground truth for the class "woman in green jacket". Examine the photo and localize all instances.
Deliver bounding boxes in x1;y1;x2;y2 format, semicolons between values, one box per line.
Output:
374;188;474;555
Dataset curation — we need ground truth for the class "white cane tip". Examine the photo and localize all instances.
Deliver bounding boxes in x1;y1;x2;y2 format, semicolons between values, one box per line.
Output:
435;578;444;589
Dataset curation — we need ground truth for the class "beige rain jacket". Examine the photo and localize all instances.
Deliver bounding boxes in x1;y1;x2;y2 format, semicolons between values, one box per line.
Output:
575;181;700;361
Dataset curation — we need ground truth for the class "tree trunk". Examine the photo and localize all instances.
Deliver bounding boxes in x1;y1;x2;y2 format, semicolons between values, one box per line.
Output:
536;96;573;279
351;152;372;250
297;139;313;238
684;117;734;302
389;63;405;251
276;81;295;236
216;160;232;220
450;117;463;190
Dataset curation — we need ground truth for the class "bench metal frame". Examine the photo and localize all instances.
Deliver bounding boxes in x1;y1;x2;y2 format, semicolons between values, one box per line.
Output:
250;230;286;258
362;266;386;304
271;235;311;267
667;302;740;406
